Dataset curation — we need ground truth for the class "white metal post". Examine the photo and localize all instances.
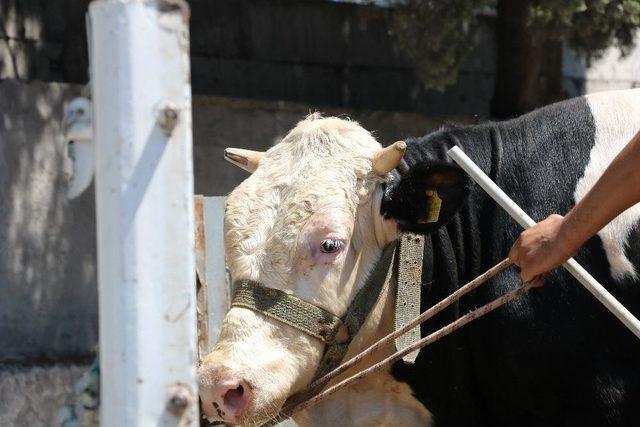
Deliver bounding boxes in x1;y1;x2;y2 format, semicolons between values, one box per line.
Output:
448;146;640;339
203;196;229;348
89;1;198;426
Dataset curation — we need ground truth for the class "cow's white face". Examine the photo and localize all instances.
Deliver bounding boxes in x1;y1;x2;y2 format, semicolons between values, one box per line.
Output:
198;115;399;425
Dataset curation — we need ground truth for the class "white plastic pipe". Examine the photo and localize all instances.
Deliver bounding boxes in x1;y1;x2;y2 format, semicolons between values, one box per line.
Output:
448;146;640;339
203;196;229;348
89;1;198;426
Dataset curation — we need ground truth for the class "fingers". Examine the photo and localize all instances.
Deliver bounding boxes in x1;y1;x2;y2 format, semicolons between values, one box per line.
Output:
520;269;536;283
509;237;534;281
509;213;569;284
508;236;533;281
508;236;522;266
512;247;550;284
522;274;545;288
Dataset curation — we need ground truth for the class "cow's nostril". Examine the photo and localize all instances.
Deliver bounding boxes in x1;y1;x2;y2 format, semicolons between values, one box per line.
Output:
223;383;245;411
198;371;251;422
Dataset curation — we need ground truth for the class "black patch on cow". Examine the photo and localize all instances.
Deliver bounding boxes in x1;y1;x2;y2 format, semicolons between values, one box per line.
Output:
387;95;640;427
381;161;471;234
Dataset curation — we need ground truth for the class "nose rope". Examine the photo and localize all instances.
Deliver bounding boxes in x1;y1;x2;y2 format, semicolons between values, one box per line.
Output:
262;259;534;426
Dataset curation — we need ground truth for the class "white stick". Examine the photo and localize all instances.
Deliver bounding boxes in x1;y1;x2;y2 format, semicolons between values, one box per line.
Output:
447;146;640;339
203;196;230;349
90;1;198;425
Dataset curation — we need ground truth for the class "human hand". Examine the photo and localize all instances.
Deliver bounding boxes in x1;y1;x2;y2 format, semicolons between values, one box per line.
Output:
508;214;579;282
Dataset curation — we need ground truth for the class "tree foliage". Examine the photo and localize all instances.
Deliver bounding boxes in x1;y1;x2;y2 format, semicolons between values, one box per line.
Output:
393;0;640;91
531;0;640;59
391;0;492;91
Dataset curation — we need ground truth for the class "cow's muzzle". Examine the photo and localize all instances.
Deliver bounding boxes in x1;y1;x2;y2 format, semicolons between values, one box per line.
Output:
199;365;253;424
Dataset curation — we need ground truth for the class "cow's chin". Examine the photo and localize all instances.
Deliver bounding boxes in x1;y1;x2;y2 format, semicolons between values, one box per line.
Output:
199;308;325;426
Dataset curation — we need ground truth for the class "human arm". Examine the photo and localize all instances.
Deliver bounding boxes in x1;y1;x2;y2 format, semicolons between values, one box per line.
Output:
509;130;640;282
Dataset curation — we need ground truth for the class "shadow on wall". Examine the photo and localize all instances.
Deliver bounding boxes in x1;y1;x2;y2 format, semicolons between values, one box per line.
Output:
0;80;97;363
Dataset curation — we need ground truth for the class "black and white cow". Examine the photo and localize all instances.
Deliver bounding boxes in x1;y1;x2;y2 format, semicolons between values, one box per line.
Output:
199;89;640;426
388;89;640;427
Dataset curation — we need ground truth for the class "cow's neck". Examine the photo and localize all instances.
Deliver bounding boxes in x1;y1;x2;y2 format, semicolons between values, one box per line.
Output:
293;369;432;427
341;252;398;370
292;249;430;426
407;125;497;286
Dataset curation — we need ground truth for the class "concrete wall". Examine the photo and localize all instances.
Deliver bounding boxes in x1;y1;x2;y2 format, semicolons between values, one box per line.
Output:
0;80;97;364
192;95;456;196
0;79;452;365
563;38;640;96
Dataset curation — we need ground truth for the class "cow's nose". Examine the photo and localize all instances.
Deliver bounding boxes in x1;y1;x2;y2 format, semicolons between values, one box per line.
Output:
199;375;252;423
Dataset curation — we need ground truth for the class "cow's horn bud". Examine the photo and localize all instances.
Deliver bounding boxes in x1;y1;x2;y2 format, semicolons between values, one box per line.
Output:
372;141;406;175
224;148;264;173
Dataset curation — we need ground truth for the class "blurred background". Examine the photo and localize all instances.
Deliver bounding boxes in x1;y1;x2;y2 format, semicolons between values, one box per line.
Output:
1;0;639;424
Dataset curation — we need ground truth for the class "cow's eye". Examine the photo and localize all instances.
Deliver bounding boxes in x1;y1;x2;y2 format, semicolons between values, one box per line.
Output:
320;239;343;253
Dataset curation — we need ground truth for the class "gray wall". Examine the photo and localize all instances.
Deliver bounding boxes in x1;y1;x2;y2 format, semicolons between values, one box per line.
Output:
0;79;452;365
192;95;453;196
0;80;96;364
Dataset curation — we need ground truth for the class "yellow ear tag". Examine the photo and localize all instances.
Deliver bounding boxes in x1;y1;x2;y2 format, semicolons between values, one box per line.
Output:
419;189;442;224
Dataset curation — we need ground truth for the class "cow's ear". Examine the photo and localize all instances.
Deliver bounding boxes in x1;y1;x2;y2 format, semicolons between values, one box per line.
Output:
380;162;470;234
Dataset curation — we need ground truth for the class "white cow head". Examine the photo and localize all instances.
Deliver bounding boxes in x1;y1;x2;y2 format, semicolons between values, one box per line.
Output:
198;114;468;425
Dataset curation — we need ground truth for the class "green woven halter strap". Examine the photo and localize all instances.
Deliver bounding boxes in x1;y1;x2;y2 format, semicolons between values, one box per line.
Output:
232;281;346;345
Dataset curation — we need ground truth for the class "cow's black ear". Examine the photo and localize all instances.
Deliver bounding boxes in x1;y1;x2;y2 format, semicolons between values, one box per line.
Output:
381;162;470;234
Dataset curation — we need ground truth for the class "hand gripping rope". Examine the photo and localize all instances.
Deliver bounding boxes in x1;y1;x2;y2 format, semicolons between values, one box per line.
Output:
448;146;640;339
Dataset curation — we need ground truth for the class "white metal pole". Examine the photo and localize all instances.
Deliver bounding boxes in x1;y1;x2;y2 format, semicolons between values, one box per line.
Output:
447;146;640;339
89;1;198;426
203;196;229;348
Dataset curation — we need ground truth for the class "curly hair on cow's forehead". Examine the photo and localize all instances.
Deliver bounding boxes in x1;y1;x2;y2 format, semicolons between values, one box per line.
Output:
305;111;323;121
281;114;379;160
